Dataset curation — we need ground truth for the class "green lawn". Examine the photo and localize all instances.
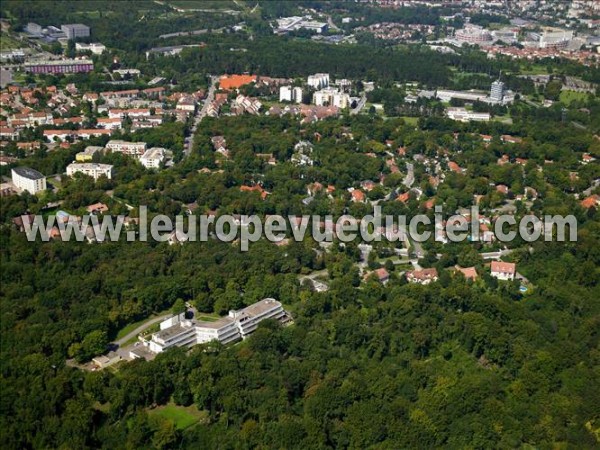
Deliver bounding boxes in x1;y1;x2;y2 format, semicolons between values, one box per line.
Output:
0;32;23;51
559;90;589;105
197;314;219;322
149;403;208;430
114;309;170;341
399;116;419;126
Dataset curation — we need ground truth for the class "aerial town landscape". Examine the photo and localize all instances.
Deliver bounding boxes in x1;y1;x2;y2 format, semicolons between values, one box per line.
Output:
0;0;599;448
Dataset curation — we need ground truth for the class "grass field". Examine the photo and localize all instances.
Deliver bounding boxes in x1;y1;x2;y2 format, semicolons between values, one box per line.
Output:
0;32;23;51
114;310;170;341
559;90;589;105
399;116;419;126
149;404;208;430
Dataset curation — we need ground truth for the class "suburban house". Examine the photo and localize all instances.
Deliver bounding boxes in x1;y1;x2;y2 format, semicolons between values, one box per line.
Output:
406;268;439;284
490;261;516;281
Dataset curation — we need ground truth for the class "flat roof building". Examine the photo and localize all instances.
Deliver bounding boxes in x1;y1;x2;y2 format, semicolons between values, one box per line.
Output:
66;163;113;180
11;167;47;194
140;147;166;169
146;298;288;354
61;23;90;39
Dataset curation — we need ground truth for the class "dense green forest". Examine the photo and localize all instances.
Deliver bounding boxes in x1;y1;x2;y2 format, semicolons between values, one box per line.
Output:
1;1;600;448
1;230;599;448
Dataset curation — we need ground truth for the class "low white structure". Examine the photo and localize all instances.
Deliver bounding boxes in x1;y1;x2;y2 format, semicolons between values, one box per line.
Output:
75;43;106;55
446;108;490;122
146;298;287;354
140;147;166;169
490;261;516;281
66;163;113;180
11;167;46;194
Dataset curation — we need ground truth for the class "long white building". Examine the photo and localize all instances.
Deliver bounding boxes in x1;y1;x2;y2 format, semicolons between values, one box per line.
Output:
66;163;113;180
145;298;288;354
106;140;147;157
11;167;46;194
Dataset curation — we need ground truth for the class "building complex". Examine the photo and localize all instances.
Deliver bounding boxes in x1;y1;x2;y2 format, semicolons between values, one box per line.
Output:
141;298;289;355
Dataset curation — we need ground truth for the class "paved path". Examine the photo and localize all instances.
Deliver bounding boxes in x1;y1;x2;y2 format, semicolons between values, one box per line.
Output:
114;313;170;347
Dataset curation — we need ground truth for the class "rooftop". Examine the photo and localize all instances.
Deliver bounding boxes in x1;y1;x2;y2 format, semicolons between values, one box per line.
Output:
12;167;44;180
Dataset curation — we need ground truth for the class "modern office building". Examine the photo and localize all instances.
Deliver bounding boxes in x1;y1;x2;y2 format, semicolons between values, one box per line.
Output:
146;298;288;354
11;167;46;194
61;23;90;39
66;163;113;180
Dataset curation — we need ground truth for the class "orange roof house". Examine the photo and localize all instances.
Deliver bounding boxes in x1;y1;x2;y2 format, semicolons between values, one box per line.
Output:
456;266;478;280
581;195;600;209
351;189;366;202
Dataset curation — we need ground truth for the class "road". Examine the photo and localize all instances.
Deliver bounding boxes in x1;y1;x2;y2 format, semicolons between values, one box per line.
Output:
327;16;340;32
403;163;415;188
184;75;218;157
114;313;171;347
350;94;367;115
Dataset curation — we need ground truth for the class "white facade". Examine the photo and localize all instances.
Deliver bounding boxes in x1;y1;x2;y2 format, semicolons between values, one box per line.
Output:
313;88;350;109
66;163;113;180
106;140;147;157
490;261;516;281
279;86;303;103
490;80;505;102
140;147;166;169
307;73;329;89
446;108;490;122
75;43;106;55
147;298;287;354
11;167;46;194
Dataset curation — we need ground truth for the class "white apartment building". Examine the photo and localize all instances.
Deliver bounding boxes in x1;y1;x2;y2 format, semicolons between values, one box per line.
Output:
313;88;350;109
146;298;287;354
105;140;147;157
279;86;303;103
66;163;113;180
140;147;166;169
307;73;330;89
11;167;46;194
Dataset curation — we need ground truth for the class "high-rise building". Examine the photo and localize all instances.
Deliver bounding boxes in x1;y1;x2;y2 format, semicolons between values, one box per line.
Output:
490;80;505;102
